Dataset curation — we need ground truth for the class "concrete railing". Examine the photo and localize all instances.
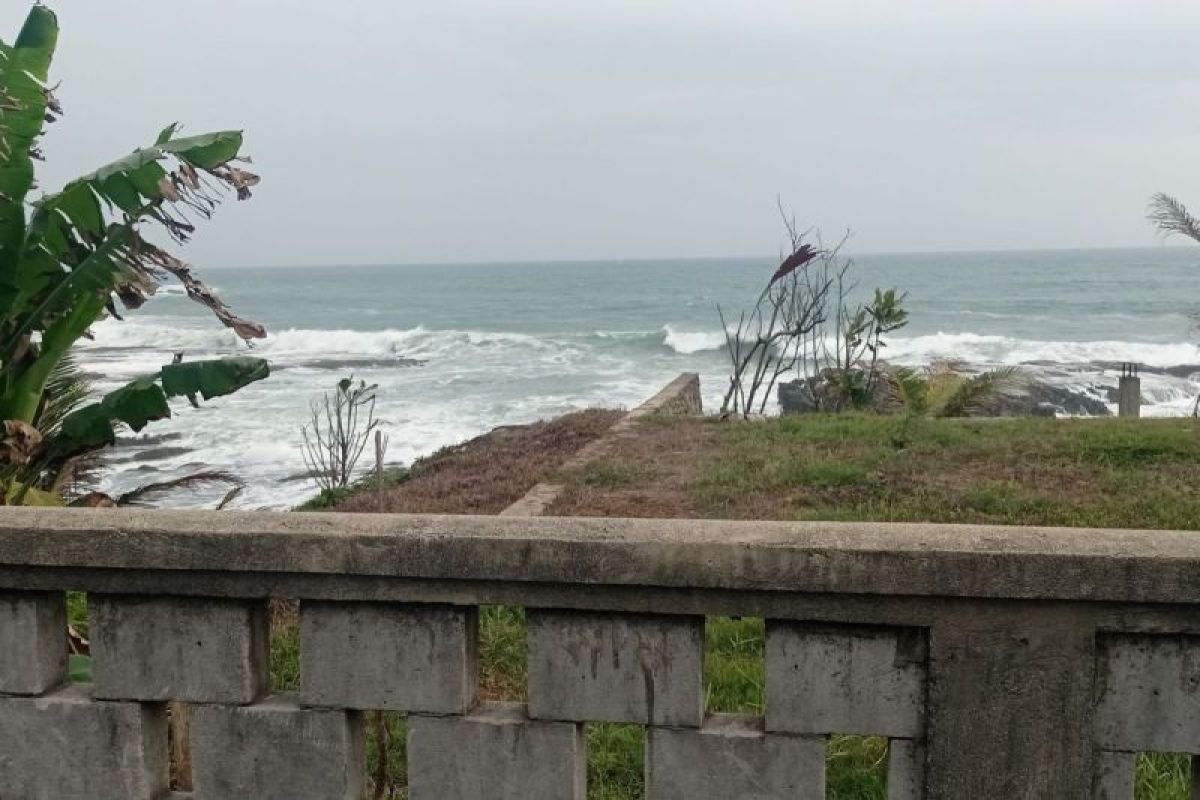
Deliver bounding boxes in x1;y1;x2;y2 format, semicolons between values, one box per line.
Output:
1;508;1199;798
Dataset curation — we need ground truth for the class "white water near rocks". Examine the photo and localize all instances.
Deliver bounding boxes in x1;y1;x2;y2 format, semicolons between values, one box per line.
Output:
74;247;1200;509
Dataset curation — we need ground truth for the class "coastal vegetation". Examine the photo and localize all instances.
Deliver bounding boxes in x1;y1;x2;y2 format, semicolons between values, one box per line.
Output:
717;218;1027;421
300;376;386;502
0;5;269;505
717;222;910;419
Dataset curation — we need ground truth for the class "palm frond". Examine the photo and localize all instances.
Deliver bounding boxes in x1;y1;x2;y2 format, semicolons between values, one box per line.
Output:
14;353;102;495
934;367;1025;418
116;470;242;507
36;352;91;437
1149;193;1200;244
883;366;929;415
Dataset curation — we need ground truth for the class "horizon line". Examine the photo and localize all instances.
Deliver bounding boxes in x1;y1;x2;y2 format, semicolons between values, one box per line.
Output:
204;240;1198;271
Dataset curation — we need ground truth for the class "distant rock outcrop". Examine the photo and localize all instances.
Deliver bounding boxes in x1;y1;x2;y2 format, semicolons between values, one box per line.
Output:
777;372;1114;417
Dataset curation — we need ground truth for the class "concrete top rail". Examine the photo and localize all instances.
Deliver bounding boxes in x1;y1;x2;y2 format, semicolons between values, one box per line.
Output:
0;507;1196;605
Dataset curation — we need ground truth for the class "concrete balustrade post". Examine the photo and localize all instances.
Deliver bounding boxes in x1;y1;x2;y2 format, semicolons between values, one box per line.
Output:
0;685;168;799
765;622;927;738
300;600;477;712
886;739;926;800
923;606;1097;799
0;589;66;695
1094;633;1200;753
190;695;364;800
90;594;268;703
408;702;585;800
526;608;704;726
645;713;825;799
1092;750;1135;800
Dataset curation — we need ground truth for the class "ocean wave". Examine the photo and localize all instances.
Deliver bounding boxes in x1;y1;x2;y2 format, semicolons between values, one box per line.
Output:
79;319;1200;374
81;320;564;364
661;325;726;354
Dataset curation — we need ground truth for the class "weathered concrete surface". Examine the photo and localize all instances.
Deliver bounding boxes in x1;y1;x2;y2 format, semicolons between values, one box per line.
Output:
0;685;167;799
498;482;565;518
527;609;703;726
190;695;364;800
90;594;267;703
1095;633;1200;752
500;372;701;517
4;508;1200;604
408;702;584;800
0;590;65;695
765;623;925;738
646;713;824;799
1092;750;1135;800
301;600;476;712
886;739;925;800
924;606;1096;800
638;372;703;417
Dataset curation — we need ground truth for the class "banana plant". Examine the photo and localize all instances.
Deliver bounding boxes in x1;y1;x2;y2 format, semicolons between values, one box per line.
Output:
0;5;270;501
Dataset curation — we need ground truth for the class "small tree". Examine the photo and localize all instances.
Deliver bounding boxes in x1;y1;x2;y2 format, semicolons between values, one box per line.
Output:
719;209;908;418
717;224;833;418
300;377;382;493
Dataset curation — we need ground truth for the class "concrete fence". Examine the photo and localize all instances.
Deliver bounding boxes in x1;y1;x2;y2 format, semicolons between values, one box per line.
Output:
0;508;1199;798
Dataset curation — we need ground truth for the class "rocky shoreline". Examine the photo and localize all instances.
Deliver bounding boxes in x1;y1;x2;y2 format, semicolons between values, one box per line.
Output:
778;361;1200;418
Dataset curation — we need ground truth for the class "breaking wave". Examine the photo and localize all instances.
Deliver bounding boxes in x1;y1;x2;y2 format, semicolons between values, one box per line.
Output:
660;325;727;355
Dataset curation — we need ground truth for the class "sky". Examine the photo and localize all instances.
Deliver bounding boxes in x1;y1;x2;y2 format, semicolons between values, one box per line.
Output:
4;1;1200;267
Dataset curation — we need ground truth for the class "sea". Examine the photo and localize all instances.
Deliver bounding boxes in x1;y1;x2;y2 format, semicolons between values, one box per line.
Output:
74;246;1200;509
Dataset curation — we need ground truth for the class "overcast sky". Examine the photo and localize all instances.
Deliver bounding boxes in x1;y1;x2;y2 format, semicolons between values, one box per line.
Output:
5;1;1200;266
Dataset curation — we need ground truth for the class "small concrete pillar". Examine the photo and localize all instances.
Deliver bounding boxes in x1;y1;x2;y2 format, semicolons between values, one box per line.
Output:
1118;363;1140;418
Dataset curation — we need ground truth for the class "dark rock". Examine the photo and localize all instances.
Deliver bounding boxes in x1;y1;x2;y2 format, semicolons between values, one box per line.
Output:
777;380;817;414
130;447;192;463
984;382;1111;417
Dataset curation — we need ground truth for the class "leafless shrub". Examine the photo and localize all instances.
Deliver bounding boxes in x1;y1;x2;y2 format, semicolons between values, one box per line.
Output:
719;208;909;418
300;377;382;492
718;211;837;417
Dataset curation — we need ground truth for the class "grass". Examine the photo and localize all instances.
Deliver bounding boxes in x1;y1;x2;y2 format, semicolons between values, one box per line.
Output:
548;414;1200;529
1137;754;1192;799
294;466;410;510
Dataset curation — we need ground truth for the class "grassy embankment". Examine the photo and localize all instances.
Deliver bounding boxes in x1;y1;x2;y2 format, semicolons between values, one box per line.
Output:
85;412;1194;798
549;413;1200;528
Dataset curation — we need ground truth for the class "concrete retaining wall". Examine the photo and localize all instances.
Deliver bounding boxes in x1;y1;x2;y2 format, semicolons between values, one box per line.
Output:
0;507;1199;797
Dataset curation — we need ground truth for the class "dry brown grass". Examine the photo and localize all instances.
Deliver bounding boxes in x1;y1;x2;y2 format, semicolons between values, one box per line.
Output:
548;416;716;518
335;408;624;514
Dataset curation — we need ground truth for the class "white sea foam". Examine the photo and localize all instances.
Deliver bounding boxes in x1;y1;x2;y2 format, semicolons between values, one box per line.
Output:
82;320;565;364
886;332;1199;368
661;325;726;354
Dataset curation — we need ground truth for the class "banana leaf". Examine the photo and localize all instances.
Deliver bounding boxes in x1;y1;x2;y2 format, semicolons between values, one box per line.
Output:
0;6;57;307
53;356;269;456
